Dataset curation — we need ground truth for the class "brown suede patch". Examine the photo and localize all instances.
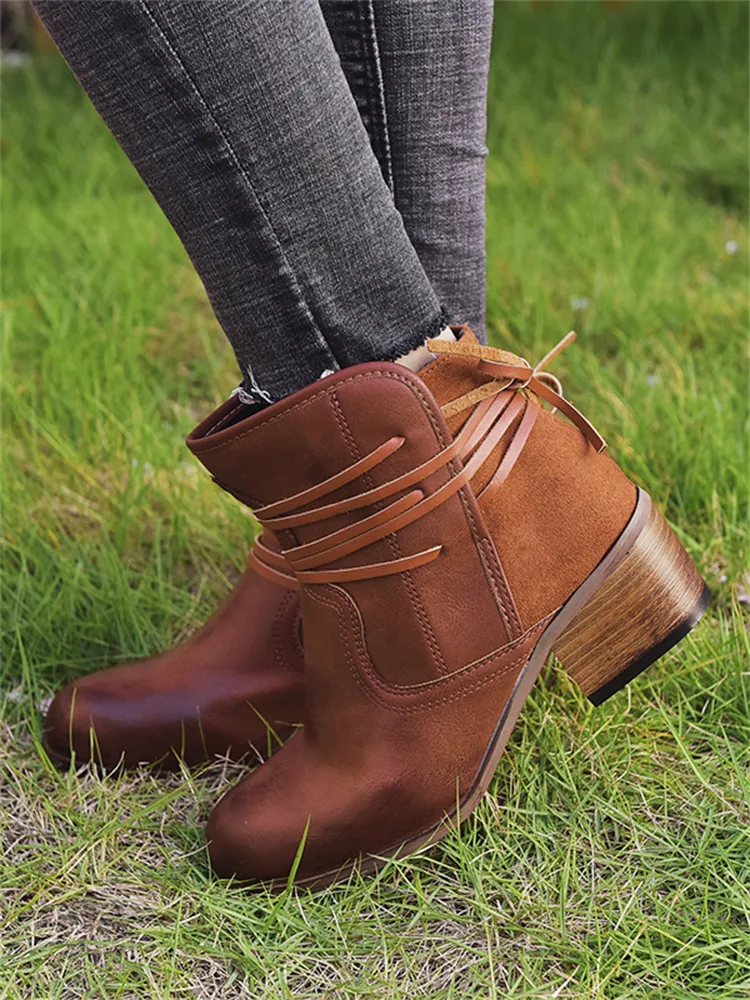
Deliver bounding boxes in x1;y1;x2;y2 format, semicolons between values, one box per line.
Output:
481;408;637;628
421;331;637;630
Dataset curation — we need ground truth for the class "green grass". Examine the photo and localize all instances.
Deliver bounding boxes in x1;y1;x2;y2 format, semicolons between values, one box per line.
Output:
1;2;748;997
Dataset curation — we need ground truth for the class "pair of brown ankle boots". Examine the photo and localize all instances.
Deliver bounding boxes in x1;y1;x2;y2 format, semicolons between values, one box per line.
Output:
44;328;708;890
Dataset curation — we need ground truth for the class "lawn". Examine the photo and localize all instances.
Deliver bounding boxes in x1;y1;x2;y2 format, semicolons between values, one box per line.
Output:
1;2;748;998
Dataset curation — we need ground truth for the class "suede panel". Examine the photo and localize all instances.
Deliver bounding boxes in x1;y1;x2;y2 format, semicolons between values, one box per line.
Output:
481;406;637;629
421;327;637;630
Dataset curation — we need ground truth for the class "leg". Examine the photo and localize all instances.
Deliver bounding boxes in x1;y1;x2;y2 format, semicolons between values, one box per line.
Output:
322;0;494;340
33;0;446;404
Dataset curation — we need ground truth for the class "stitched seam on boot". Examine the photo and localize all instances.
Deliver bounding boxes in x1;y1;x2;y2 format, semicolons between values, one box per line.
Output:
331;582;548;693
478;536;523;638
307;583;549;713
271;589;303;676
197;370;521;645
476;536;514;639
195;372;445;452
328;390;449;678
309;585;531;715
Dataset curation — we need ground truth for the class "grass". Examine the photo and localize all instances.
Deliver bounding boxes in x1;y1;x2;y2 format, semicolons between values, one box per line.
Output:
1;2;748;997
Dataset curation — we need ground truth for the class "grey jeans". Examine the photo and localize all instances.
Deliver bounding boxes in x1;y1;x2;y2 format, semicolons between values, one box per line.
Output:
33;0;493;404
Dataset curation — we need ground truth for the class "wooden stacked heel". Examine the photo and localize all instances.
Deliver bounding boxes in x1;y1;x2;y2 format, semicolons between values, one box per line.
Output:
552;491;710;705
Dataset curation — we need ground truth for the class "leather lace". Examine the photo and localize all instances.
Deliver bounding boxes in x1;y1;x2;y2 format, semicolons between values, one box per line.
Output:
427;330;606;454
249;330;605;587
252;433;459;586
249;534;300;590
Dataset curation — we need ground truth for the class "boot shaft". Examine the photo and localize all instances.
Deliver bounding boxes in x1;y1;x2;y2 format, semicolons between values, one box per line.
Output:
187;362;515;688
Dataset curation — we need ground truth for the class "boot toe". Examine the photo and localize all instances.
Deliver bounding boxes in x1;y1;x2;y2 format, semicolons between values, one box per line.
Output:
44;681;128;769
205;754;418;886
206;776;319;884
44;683;94;764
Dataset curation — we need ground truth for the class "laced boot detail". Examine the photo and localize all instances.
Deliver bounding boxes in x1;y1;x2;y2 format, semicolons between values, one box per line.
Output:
249;331;606;588
426;330;607;509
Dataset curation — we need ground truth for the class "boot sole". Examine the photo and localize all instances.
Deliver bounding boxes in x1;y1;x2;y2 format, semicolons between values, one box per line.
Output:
42;739;281;774
42;742;184;774
264;488;709;892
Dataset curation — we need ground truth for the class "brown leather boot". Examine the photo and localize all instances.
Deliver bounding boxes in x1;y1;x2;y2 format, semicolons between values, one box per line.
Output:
188;329;707;890
43;536;304;770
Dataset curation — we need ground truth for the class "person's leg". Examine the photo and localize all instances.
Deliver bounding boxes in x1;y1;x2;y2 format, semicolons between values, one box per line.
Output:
322;0;494;340
33;0;446;405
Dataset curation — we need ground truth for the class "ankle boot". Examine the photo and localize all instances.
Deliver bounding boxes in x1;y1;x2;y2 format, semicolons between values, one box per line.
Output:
43;532;304;770
190;330;707;890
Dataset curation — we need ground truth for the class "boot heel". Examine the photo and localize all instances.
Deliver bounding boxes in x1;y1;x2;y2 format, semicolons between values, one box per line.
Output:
551;492;710;705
